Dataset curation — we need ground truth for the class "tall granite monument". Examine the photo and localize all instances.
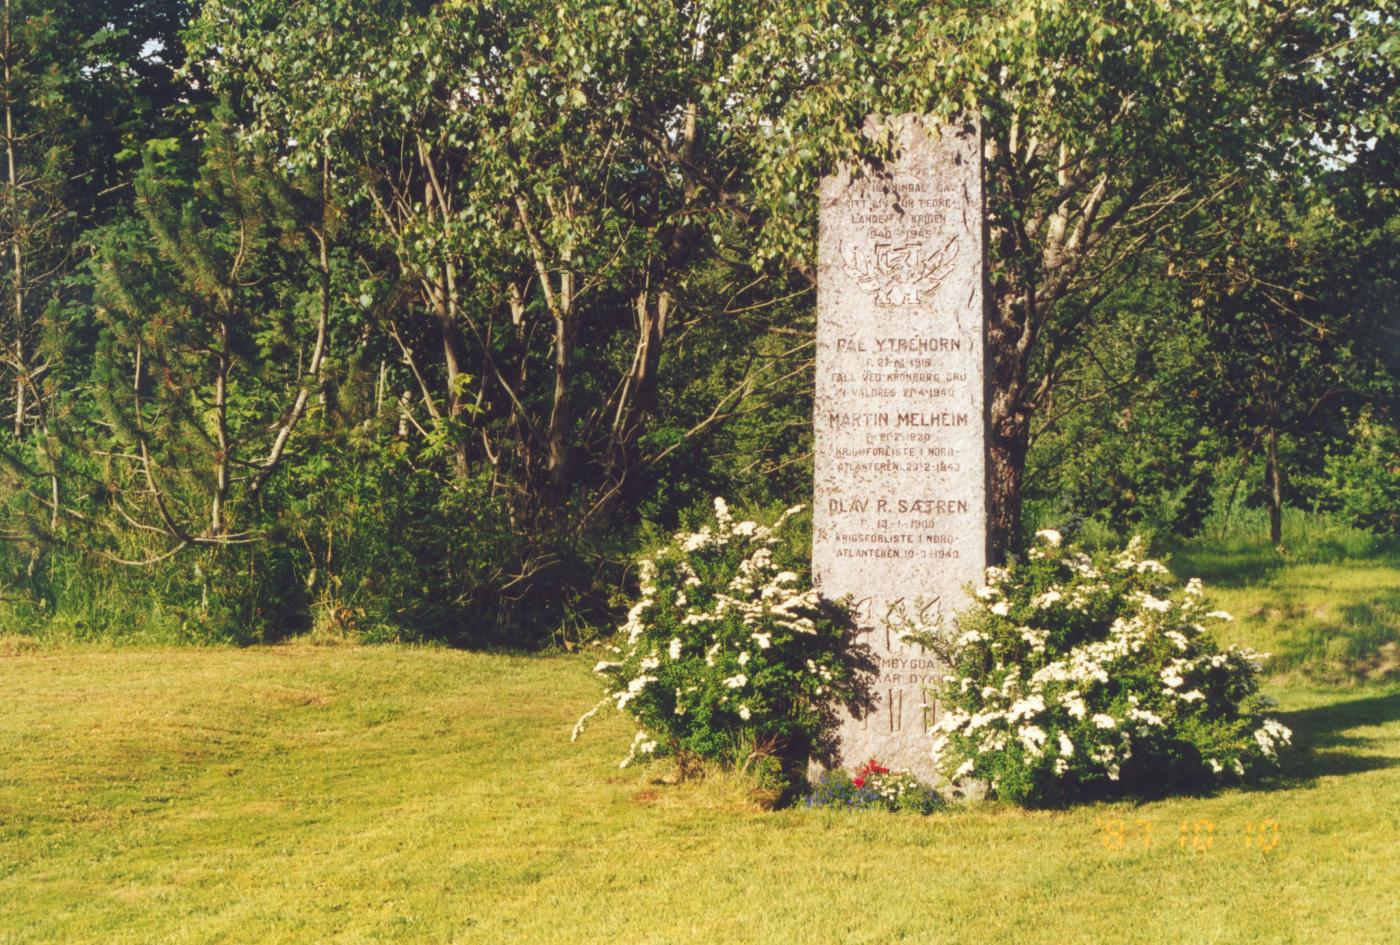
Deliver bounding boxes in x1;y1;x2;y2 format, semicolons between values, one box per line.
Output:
813;115;987;779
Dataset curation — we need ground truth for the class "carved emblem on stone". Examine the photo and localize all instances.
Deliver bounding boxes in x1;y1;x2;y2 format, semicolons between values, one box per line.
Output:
838;234;960;306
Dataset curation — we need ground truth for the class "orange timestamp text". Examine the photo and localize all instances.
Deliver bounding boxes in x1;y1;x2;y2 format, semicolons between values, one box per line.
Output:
1094;816;1281;852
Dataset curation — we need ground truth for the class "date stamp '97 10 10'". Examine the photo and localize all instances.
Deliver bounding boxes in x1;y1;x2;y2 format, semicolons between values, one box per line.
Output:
1095;817;1282;853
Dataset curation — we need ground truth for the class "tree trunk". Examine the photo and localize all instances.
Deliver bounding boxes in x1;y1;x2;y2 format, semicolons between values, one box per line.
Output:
985;279;1032;564
609;289;668;477
211;317;230;538
1266;422;1283;546
3;0;26;438
542;244;576;505
436;299;470;478
546;303;573;502
987;409;1029;565
250;153;333;495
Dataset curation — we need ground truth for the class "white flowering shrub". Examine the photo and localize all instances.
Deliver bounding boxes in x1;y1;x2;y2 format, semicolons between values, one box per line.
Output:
905;530;1292;807
574;499;860;783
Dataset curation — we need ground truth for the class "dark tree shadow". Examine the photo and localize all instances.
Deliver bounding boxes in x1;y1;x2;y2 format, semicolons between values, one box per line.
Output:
806;598;879;774
1088;691;1400;808
1241;691;1400;793
1164;538;1400;590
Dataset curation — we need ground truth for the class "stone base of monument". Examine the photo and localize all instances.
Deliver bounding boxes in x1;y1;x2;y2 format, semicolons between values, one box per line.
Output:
944;778;988;802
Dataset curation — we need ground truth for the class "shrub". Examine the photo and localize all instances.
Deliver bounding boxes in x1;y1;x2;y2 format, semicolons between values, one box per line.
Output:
902;530;1291;807
1317;410;1400;536
574;499;861;787
805;759;941;814
271;433;594;647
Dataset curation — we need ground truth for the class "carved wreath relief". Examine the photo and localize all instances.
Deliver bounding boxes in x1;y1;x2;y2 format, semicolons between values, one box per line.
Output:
838;234;960;306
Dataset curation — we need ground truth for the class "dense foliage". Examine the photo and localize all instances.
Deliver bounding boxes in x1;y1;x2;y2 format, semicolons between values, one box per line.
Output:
907;531;1291;806
1316;409;1400;536
0;1;1395;643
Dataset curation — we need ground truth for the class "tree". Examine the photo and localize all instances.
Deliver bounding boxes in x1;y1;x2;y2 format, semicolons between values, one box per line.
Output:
1;0;76;440
727;0;1399;556
0;0;195;573
1183;179;1400;545
83;114;332;557
189;0;810;538
1022;260;1225;539
2;0;1394;641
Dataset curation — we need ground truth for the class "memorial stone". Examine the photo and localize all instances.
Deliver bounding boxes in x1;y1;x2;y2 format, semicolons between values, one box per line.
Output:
813;115;987;780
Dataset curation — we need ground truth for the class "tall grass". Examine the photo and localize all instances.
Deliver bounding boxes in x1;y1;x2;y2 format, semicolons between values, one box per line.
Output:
0;548;276;646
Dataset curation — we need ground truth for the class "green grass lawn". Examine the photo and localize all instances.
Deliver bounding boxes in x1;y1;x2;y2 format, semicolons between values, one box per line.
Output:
3;556;1399;944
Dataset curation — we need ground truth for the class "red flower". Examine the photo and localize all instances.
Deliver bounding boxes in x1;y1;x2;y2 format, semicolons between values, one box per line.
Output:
852;776;865;788
857;758;889;778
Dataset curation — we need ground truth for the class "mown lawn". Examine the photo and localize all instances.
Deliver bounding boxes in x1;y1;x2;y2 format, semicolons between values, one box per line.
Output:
2;559;1399;944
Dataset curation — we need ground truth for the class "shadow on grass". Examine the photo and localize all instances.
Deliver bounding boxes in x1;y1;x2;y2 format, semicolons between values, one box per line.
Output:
1104;691;1400;806
1168;544;1400;589
1167;546;1290;587
1274;590;1400;683
1244;691;1400;793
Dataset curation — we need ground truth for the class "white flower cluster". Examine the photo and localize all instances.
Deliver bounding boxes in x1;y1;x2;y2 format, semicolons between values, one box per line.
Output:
1251;718;1293;759
577;498;839;767
866;769;930;806
929;649;1148;785
975;563;1108;616
618;730;659;769
918;530;1292;795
